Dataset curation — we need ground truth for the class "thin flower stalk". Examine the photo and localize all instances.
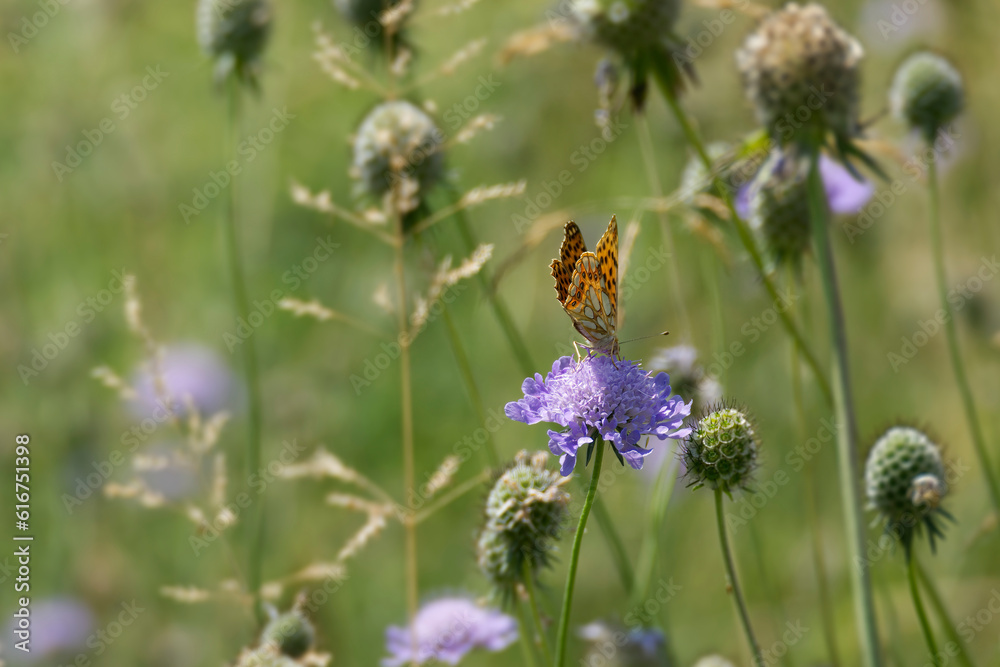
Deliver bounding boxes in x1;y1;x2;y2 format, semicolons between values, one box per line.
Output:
908;555;939;661
523;561;552;665
554;441;605;667
715;488;763;666
806;151;881;667
224;80;266;625
926;158;1000;513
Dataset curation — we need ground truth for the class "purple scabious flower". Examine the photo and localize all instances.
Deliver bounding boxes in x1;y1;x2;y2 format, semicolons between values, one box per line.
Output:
383;597;518;666
505;355;691;476
4;597;94;661
130;343;238;419
735;154;873;219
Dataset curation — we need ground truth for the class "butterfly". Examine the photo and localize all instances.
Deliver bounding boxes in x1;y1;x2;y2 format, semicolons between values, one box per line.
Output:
550;215;620;360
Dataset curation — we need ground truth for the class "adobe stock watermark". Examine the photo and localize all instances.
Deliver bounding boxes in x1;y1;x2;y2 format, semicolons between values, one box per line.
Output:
62;399;179;514
18;269;128;385
854;457;971;571
51;66;169;182
875;0;932;39
349;281;468;395
887;255;1000;371
511;115;630;233
222;235;339;351
180;107;296;223
704;287;800;379
726;418;841;533
51;600;145;667
189;438;307;556
7;0;73;53
844;124;959;242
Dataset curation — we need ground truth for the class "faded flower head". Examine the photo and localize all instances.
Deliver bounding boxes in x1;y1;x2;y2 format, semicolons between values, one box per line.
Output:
649;345;721;418
682;405;759;494
383;597;517;666
736;3;863;147
3;598;93;662
197;0;272;87
261;610;315;658
865;426;951;554
570;0;680;57
890;51;964;142
505;355;691;476
692;656;737;667
578;621;670;667
748;150;811;273
352;100;445;218
570;0;688;107
477;451;571;599
130;343;238;420
333;0;410;53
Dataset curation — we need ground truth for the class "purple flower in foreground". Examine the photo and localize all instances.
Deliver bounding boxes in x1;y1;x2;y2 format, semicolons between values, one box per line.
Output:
505;355;691;476
4;598;94;661
383;597;517;666
735;154;873;219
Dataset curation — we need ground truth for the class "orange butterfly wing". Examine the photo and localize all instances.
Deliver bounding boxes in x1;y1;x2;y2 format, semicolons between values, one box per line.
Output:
551;216;619;358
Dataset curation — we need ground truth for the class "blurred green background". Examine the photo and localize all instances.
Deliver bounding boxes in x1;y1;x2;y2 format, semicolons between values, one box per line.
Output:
2;0;1000;664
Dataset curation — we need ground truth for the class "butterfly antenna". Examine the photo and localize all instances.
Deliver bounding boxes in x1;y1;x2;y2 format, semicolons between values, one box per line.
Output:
619;331;669;347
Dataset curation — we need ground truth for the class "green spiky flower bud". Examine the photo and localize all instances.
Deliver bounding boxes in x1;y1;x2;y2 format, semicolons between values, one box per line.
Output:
748;151;811;273
570;0;680;58
889;52;964;142
736;3;863;147
197;0;272;87
351;100;445;217
477;451;571;599
682;406;759;494
261;611;314;658
865;426;950;553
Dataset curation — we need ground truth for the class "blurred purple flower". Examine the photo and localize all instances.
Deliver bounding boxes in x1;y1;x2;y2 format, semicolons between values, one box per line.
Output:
505;355;691;476
4;598;94;661
130;343;238;419
383;597;517;666
579;621;669;666
735;154;873;218
135;441;200;501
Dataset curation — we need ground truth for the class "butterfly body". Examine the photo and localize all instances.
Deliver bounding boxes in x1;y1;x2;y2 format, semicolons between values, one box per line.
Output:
550;216;620;360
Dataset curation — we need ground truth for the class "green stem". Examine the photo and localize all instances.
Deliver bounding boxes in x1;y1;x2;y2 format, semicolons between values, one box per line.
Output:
714;488;763;666
915;559;976;667
224;81;265;626
789;272;842;667
926;158;1000;513
806;152;881;667
448;191;535;376
516;601;541;667
440;304;499;466
392;211;419;656
649;66;833;407
555;442;606;667
524;561;553;666
908;556;939;662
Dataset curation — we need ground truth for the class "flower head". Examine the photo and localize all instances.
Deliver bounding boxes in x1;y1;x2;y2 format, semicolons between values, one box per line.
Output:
682;405;759;495
865;426;951;554
197;0;272;87
352;100;445;220
890;51;964;142
130;343;238;420
383;597;517;666
477;451;571;599
505;355;690;476
570;0;689;108
334;0;410;53
578;621;669;667
261;610;315;658
736;3;863;148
